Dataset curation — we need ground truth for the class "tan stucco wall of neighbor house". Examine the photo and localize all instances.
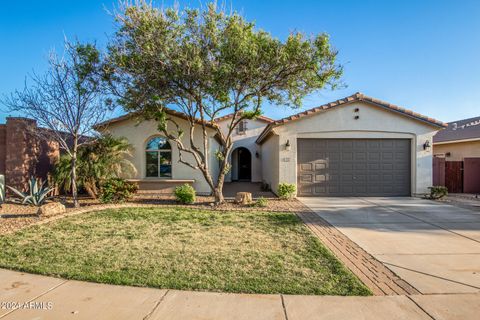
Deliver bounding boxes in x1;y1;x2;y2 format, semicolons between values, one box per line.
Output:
217;118;268;182
433;140;480;161
98;115;219;194
261;101;439;196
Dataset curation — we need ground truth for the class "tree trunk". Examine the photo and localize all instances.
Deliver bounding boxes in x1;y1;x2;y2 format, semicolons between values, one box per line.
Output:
84;182;97;199
213;184;224;205
212;148;230;205
71;142;80;208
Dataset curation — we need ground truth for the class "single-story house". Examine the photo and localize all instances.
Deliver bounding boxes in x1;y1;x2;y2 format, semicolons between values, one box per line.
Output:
95;92;446;197
433;116;480;193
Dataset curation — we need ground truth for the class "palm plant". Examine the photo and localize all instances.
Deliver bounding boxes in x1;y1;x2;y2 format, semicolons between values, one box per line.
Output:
7;176;54;206
53;135;136;199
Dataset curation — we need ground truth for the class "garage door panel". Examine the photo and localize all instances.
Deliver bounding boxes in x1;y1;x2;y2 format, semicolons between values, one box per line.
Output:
314;162;326;170
368;153;381;161
355;152;367;161
300;185;313;195
328;174;339;182
394;163;409;170
354;185;367;193
382;140;394;148
300;174;313;182
382;152;394;160
382;163;394;170
328;185;340;193
354;163;367;170
356;174;367;182
300;163;313;171
342;152;354;160
297;138;411;196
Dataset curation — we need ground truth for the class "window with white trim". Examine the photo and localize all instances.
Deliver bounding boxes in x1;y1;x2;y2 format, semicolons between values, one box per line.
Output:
145;137;172;178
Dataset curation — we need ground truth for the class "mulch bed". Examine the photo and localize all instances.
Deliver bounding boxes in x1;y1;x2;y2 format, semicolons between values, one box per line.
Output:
0;195;305;235
0;203;39;216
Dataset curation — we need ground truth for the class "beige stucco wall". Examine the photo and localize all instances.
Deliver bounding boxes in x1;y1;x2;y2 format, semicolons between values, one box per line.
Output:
433;140;480;161
262;101;440;196
260;134;279;192
217;118;268;182
98;115;219;194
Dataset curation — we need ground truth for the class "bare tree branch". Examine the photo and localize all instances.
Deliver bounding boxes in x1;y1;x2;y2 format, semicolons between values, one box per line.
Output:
1;40;109;207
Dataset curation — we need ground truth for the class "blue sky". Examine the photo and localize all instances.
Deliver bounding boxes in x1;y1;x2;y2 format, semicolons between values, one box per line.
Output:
1;0;479;123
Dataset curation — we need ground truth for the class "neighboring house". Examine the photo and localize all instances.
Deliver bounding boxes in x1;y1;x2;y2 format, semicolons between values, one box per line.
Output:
0;117;60;190
433;116;480;193
95;92;445;197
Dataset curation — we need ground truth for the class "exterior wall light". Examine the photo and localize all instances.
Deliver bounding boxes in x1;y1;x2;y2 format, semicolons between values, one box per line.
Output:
285;140;291;151
255;151;260;158
423;140;431;150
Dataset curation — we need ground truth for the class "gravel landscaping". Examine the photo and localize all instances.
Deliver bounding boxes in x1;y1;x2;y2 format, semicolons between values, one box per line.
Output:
0;195;310;235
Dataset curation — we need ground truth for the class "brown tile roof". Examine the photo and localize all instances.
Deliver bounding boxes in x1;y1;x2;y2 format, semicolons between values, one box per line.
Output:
433;116;480;143
214;112;274;123
256;92;447;144
93;107;217;130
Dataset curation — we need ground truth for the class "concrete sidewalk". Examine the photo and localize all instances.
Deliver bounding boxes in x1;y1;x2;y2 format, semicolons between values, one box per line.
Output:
0;269;478;320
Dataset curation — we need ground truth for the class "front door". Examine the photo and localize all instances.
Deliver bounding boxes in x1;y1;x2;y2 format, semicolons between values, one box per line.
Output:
237;148;252;181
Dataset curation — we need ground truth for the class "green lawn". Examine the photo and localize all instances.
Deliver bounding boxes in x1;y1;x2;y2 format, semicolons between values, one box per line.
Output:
0;207;370;295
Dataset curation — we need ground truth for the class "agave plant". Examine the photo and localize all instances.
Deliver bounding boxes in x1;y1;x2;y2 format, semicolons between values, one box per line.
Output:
7;177;54;206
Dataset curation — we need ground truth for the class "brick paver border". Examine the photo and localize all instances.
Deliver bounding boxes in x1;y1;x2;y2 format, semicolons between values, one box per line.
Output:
296;209;420;296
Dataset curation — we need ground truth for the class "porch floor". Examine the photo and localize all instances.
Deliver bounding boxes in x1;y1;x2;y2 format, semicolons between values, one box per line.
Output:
223;182;275;199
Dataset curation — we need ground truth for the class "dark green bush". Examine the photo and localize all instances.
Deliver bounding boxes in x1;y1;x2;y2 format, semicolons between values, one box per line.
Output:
99;178;138;203
277;183;296;199
174;184;196;204
426;186;448;199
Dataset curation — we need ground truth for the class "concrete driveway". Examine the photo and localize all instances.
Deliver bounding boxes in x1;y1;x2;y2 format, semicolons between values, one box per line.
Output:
299;197;480;294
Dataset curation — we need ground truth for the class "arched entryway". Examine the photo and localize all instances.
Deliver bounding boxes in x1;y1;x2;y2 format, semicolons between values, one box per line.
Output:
232;147;252;181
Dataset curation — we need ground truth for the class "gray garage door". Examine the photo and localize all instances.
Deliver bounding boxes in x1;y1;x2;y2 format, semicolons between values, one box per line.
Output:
297;139;411;196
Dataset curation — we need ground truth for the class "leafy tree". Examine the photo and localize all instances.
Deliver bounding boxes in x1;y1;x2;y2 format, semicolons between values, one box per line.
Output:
2;40;108;207
54;135;136;199
107;1;342;203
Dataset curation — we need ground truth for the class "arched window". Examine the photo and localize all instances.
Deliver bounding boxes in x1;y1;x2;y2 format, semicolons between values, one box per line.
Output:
145;137;172;178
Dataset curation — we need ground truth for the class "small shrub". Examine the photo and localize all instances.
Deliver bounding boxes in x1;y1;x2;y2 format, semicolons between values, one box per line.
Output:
277;183;296;199
174;184;196;204
99;178;138;203
250;196;268;208
7;176;53;206
426;186;448;200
